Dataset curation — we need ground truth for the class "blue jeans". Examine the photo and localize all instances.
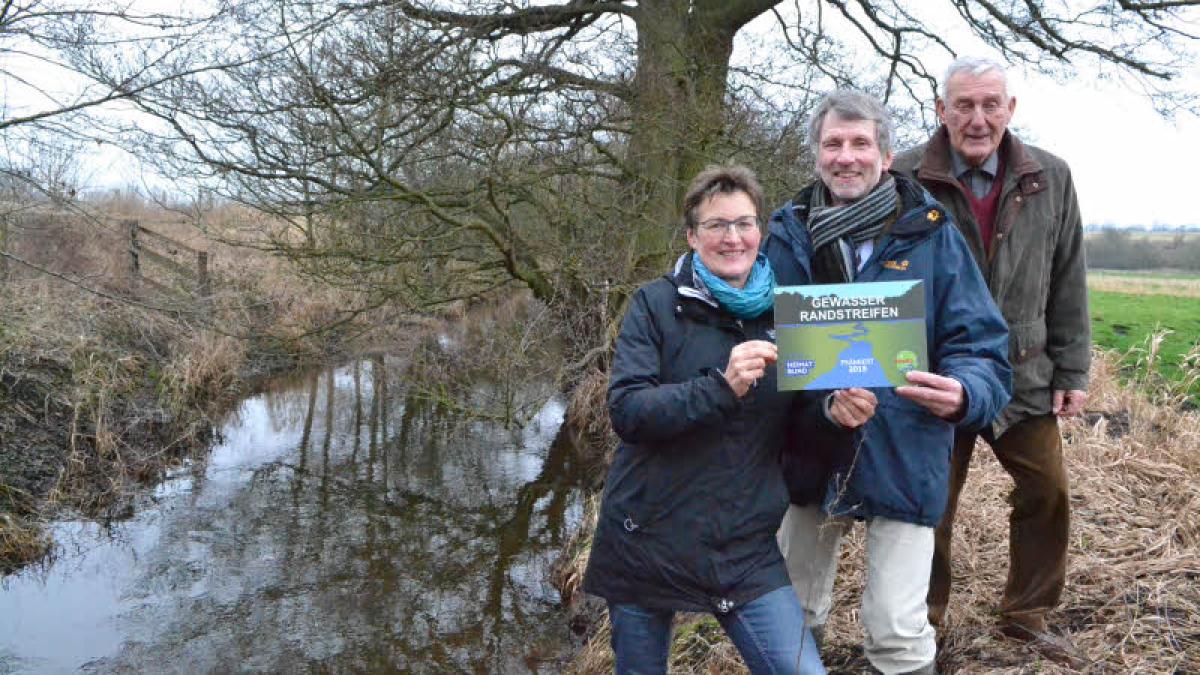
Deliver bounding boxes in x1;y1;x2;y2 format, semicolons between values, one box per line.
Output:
608;586;826;674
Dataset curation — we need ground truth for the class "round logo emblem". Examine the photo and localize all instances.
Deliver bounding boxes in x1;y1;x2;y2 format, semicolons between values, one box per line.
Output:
894;350;919;373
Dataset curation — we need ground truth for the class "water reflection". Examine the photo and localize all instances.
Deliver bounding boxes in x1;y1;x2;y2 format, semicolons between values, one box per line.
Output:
0;356;588;673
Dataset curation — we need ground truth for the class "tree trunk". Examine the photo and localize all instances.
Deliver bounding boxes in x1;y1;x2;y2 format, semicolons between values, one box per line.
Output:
624;1;775;281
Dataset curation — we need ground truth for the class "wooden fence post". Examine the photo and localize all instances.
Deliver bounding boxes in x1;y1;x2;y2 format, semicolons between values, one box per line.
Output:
126;219;140;285
0;213;9;284
197;250;211;309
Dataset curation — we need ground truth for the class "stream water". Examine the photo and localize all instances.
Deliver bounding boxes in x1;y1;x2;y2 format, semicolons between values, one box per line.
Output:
0;356;590;673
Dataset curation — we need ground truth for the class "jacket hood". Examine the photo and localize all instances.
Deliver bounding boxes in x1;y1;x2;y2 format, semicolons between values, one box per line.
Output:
669;252;719;309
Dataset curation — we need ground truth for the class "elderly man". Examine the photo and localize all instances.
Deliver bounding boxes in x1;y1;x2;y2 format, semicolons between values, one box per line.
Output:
893;58;1090;653
766;89;1011;675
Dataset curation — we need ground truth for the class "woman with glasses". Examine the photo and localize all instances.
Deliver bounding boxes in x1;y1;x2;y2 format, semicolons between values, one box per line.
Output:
582;165;876;674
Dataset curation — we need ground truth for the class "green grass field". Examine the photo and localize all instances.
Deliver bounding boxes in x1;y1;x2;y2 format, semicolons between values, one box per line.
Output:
1089;288;1200;398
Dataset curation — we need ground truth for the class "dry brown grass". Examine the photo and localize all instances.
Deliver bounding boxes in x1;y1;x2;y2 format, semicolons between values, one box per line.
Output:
1087;271;1200;298
0;486;50;575
563;367;618;471
0;514;50;575
0;280;227;515
564;348;1200;673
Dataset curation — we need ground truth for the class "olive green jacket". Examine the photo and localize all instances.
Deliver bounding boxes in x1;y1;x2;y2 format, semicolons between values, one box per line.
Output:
894;128;1090;437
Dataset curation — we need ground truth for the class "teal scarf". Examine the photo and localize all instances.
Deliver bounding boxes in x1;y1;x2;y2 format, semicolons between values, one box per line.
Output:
692;252;775;319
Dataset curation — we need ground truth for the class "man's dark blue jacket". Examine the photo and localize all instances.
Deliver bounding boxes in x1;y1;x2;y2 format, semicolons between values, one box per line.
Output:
764;173;1013;527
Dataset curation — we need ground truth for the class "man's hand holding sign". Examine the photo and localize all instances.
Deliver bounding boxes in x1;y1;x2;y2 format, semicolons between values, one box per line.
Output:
897;371;966;421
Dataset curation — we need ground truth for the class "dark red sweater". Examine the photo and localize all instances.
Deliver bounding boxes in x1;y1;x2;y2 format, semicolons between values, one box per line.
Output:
962;159;1005;254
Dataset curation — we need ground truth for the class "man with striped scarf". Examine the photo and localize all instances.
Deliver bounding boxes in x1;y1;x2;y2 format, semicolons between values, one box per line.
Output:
765;89;1012;675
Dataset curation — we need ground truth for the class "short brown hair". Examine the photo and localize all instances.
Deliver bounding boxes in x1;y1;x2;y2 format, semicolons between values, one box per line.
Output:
682;164;765;232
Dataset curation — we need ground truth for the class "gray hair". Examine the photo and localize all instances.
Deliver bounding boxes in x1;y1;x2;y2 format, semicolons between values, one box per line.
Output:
939;57;1010;100
807;89;895;158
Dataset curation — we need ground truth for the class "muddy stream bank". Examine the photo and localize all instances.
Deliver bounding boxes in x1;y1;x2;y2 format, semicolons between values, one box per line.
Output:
1;355;592;673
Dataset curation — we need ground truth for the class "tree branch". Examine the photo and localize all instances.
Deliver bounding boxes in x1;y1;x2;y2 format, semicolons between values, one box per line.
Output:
384;0;633;39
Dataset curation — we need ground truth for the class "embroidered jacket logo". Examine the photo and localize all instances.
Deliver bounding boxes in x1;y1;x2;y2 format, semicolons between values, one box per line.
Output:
883;259;910;271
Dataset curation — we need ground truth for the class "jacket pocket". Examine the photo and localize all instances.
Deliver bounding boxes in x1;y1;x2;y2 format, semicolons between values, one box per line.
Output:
1009;318;1054;393
1009;319;1047;365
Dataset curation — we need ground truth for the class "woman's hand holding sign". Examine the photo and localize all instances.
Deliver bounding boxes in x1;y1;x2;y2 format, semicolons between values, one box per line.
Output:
723;340;778;398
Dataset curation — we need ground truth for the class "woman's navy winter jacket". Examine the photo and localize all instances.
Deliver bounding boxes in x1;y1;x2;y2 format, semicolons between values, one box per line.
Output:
764;173;1013;527
582;254;836;613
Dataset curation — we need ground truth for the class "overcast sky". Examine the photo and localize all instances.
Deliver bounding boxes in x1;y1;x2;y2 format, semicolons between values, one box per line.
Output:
1014;72;1200;228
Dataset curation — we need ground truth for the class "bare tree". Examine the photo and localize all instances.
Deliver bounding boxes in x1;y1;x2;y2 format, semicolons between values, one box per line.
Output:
0;0;265;209
0;1;255;129
38;0;1200;363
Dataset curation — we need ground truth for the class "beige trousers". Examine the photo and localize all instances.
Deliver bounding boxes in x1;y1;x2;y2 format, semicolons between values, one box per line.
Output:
778;504;936;675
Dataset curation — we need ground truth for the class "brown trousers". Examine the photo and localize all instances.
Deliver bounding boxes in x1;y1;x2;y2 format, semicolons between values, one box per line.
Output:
927;414;1070;632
